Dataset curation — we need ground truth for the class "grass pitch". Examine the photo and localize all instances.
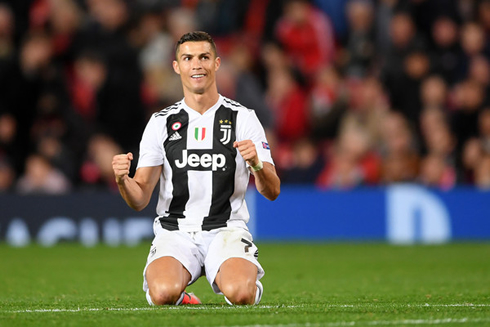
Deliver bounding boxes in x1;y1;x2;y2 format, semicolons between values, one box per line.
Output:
0;242;489;326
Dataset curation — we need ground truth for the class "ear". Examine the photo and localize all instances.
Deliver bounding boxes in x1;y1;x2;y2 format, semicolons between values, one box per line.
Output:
172;60;180;75
214;57;221;71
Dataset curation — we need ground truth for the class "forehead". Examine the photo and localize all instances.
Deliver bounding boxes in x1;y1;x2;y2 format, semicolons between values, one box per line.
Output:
177;41;215;57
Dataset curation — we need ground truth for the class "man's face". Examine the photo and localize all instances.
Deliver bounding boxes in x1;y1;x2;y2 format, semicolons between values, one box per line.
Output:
173;41;220;95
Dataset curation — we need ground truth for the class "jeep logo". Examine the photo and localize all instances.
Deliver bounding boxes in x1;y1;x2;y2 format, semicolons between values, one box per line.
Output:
175;150;226;171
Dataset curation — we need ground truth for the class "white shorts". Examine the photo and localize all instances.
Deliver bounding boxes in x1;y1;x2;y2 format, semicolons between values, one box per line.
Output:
142;224;264;295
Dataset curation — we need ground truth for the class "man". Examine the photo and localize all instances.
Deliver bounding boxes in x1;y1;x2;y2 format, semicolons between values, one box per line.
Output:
112;31;280;305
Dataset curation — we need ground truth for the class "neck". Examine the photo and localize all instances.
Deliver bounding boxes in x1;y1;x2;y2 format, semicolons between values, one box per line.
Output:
183;90;220;115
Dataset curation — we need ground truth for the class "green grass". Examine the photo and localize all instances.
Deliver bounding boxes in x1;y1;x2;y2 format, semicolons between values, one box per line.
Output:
0;243;489;326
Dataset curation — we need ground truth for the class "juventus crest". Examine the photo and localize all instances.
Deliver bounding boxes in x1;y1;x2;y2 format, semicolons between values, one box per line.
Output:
219;120;232;145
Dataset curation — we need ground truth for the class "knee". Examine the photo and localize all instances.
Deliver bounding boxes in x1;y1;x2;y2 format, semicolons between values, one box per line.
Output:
221;279;256;305
149;282;183;305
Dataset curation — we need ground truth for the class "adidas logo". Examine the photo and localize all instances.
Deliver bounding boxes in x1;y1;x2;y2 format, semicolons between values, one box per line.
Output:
169;132;182;141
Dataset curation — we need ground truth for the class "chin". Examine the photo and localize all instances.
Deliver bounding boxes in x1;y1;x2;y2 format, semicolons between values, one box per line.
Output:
191;87;206;94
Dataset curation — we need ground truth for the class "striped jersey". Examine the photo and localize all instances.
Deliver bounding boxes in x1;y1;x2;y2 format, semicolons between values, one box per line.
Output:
136;95;274;232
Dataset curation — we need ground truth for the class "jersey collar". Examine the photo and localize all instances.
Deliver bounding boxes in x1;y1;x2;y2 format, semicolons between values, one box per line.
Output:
181;94;224;116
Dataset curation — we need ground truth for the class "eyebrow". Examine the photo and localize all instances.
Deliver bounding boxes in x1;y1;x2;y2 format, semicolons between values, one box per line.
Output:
179;51;213;59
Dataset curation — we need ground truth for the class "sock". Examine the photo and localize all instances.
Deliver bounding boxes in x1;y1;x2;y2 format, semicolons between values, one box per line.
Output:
254;280;263;305
175;291;185;305
146;290;154;306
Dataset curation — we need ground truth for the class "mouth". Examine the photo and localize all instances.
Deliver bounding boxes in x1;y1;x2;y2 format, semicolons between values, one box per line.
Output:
191;74;206;79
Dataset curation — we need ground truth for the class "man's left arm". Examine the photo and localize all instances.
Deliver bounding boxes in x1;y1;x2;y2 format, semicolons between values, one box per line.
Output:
233;140;280;201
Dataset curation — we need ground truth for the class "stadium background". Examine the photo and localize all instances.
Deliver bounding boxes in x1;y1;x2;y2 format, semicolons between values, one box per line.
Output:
1;0;490;245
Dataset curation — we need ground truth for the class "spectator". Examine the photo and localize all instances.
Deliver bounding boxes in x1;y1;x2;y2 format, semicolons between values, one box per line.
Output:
79;133;122;192
467;55;490;106
194;0;250;37
479;108;490;150
378;111;420;184
0;3;16;107
348;76;390;145
135;9;173;111
71;49;144;153
392;50;431;125
343;0;376;78
474;155;490;189
78;0;145;151
382;10;425;82
0;113;22;175
10;31;62;173
16;153;71;194
36;134;76;183
373;0;397;60
137;7;196;110
0;157;15;192
280;138;324;184
419;106;447;137
429;15;460;86
70;50;106;126
316;116;381;189
48;0;85;64
313;0;348;38
420;75;448;110
423;118;456;160
478;0;490;34
418;75;449;139
460;137;482;184
265;66;309;144
217;43;274;131
2;0;490;190
418;153;456;190
309;65;348;141
456;21;489;82
450;79;484;152
275;0;335;79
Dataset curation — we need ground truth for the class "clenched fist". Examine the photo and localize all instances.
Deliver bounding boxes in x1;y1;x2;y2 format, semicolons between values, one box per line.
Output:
112;152;133;184
233;140;259;167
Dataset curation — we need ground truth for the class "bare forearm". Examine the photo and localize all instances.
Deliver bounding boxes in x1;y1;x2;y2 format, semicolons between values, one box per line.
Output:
113;153;161;211
232;140;280;201
116;176;152;211
252;163;280;201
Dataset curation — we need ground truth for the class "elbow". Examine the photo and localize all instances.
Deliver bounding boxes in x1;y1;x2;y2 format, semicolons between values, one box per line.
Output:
267;184;281;201
128;200;149;212
132;205;147;212
271;188;280;201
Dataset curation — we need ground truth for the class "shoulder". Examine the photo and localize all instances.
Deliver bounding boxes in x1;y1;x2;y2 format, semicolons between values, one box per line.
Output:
152;100;183;119
221;96;253;113
220;96;257;123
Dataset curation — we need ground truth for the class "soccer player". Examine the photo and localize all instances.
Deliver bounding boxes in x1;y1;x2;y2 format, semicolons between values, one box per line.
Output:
112;31;280;305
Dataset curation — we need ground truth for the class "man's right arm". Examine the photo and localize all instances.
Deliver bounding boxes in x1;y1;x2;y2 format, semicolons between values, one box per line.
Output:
112;152;162;211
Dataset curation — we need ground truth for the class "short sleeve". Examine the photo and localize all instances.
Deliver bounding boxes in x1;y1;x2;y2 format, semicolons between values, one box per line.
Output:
136;115;165;169
238;110;274;166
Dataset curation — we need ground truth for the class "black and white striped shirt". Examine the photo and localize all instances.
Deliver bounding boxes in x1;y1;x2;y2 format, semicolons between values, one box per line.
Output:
137;95;274;232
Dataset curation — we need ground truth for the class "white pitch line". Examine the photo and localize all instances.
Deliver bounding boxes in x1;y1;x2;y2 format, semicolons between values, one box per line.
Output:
3;303;489;314
3;305;301;313
220;318;490;327
324;303;490;308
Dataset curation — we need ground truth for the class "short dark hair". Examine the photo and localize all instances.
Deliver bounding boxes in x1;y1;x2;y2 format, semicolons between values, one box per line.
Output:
175;31;217;58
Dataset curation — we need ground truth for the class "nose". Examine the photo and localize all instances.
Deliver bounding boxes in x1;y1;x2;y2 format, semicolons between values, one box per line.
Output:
191;57;202;69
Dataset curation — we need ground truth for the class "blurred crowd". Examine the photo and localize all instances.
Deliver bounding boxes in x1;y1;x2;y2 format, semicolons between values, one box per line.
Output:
1;0;490;194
